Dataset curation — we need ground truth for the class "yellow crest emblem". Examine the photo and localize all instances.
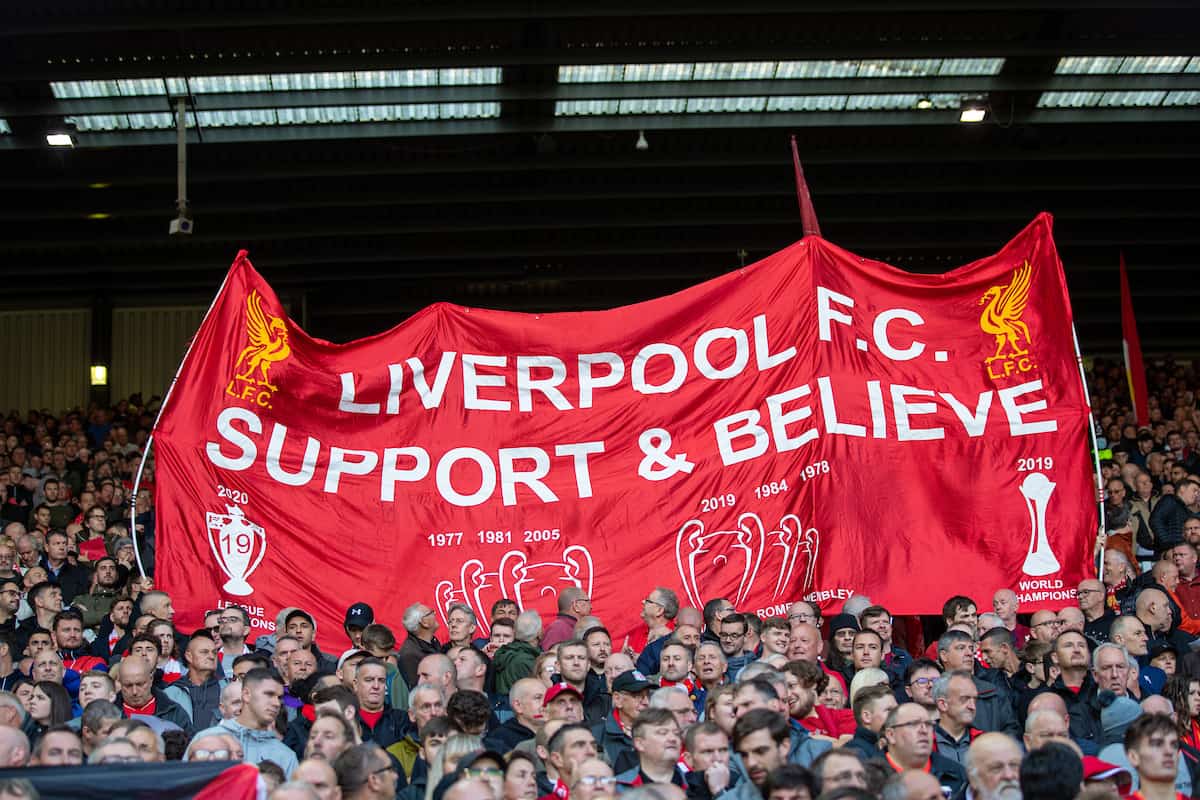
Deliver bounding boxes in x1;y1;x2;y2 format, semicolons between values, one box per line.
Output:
226;289;290;407
978;261;1036;379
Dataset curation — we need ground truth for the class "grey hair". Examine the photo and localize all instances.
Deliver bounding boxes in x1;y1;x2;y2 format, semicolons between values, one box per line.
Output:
880;773;910;800
515;610;543;643
402;604;427;634
1092;642;1130;671
842;596;872;620
0;692;28;722
649;685;691;710
931;670;974;703
447;602;476;626
411;682;446;704
87;735;137;765
653;587;679;620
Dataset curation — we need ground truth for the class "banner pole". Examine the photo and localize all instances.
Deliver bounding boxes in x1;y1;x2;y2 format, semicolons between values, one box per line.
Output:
1070;323;1106;576
128;257;241;580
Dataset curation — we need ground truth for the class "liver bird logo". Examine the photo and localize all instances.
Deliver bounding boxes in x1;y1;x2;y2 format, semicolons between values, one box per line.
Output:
233;290;290;390
978;261;1033;362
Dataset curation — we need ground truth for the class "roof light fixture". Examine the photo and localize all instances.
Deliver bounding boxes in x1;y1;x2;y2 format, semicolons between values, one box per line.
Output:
46;131;75;147
959;95;988;123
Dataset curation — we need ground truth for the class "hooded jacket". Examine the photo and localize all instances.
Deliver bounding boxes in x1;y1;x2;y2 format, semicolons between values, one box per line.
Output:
218;717;299;777
164;672;227;730
219;714;298;777
492;640;540;695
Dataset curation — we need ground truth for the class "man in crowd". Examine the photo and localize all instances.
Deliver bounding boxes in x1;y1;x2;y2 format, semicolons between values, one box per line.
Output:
495;611;543;695
931;671;980;766
634;588;679;677
1124;713;1185;800
614;707;686;790
166;630;225;730
397;604;441;689
881;702;966;796
114;656;192;732
41;531;87;603
217;667;297;776
353;658;409;749
844;684;896;760
860;605;910;687
485;677;545;753
217;605;253;677
542;588;591;651
963;732;1023;800
443;603;478;654
727;709;792;800
593;670;653;773
1078;578;1115;644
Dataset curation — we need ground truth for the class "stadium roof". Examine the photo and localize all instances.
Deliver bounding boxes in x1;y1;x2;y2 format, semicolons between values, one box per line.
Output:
0;2;1197;351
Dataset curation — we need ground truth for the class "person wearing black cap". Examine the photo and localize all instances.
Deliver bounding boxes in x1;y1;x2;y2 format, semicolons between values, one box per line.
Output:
344;603;374;652
286;608;338;673
825;614;859;689
592;669;655;774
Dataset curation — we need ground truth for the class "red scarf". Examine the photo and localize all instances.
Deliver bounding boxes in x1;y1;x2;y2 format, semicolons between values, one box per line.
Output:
124;697;156;717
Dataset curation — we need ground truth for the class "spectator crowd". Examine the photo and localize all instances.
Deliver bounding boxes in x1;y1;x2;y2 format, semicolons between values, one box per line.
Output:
0;357;1196;800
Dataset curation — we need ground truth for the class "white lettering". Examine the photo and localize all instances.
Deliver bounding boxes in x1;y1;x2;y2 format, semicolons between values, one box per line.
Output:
380;447;431;501
816;286;854;342
714;410;770;466
891;384;945;441
265;423;319;486
765;385;817;451
872;308;926;361
435;448;497;507
462;354;510;412
632;343;688;394
555;441;605;499
206;407;261;470
817;376;866;437
753;314;797;370
939;390;993;438
998;379;1057;436
338;372;381;415
694;327;749;381
324;447;379;493
499;447;558;506
578;354;625;409
516;356;572;412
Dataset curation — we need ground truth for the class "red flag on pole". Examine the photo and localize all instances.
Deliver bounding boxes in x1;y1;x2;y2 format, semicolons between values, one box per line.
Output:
1120;253;1150;426
790;135;821;237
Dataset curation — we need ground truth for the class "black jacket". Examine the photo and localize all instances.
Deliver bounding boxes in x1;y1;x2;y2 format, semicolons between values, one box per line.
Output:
356;706;412;750
483;716;535;754
1041;673;1102;745
883;750;967;797
592;712;638;774
842;726;883;760
40;557;90;604
117;688;193;735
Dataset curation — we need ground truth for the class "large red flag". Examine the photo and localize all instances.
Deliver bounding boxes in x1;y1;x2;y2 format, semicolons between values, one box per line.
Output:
154;214;1096;651
1120;254;1150;426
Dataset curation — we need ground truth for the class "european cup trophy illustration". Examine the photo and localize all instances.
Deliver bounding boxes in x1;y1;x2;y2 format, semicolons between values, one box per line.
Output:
206;505;267;596
1019;472;1060;576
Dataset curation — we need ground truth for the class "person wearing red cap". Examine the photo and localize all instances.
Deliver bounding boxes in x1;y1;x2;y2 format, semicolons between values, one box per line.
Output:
1081;755;1134;796
545;683;585;724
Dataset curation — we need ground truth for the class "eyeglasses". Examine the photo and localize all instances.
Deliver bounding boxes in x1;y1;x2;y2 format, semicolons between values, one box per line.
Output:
642;598;662;607
718;631;745;640
96;755;142;764
190;749;232;760
217;616;242;624
464;767;503;779
577;776;617;788
1033;620;1063;629
908;677;937;687
788;613;816;622
1076;589;1103;596
887;719;934;732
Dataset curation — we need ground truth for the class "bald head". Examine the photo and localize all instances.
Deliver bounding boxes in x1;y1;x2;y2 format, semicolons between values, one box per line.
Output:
294;758;338;798
1026;691;1069;720
1141;694;1172;716
0;726;30;767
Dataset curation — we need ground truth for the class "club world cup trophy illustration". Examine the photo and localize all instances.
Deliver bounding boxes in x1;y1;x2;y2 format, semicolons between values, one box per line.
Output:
206;505;268;596
1019;472;1060;576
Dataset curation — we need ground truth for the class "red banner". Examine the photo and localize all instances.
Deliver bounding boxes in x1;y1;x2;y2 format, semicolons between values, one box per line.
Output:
156;214;1097;650
1120;254;1150;427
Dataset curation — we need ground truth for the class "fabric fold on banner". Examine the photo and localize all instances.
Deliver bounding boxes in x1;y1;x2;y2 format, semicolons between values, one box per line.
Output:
156;212;1096;648
1119;253;1150;427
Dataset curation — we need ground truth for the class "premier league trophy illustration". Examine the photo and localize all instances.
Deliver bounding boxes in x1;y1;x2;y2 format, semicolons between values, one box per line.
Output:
206;505;267;596
1019;472;1060;576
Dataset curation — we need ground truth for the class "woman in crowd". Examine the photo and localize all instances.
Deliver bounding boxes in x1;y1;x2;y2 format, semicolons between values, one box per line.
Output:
27;681;72;743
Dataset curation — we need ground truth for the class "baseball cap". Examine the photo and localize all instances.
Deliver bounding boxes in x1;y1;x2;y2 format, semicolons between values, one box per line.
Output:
344;602;374;628
612;670;657;694
285;609;316;629
1082;756;1133;793
544;682;583;706
20;468;38;479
